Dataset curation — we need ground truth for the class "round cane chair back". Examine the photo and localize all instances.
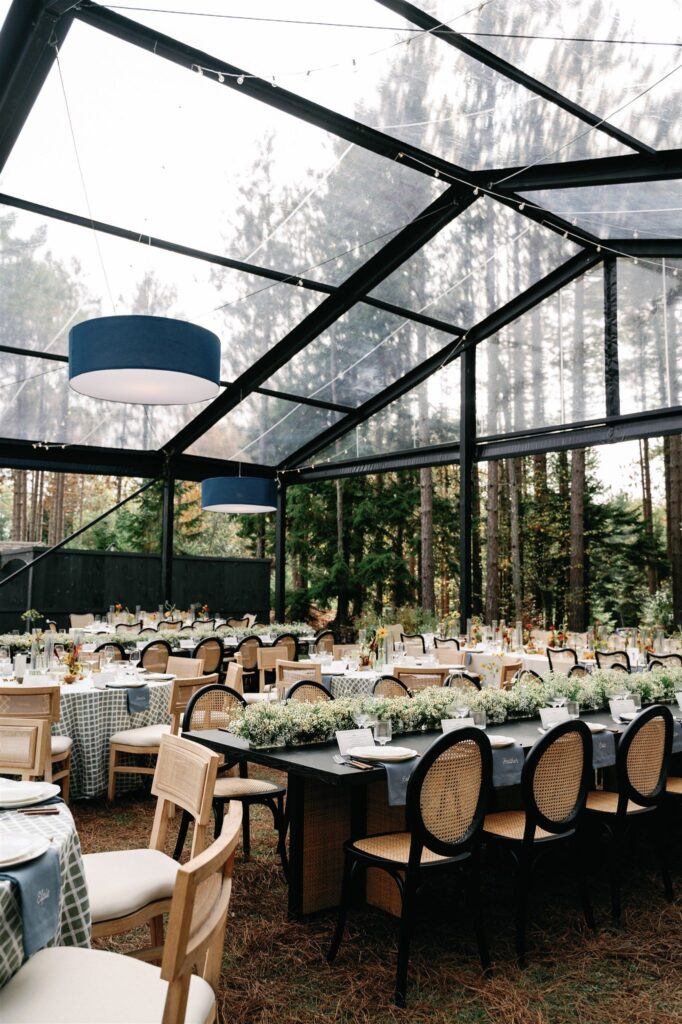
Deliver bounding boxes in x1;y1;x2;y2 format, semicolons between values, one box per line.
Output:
235;635;262;671
373;675;412;698
193;637;223;674
407;729;491;858
273;633;298;661
568;665;589;678
140;639;172;672
595;649;631;672
285;680;332;703
647;652;682;669
94;641;125;660
183;684;245;733
515;668;543;685
444;670;481;691
546;647;578;672
314;630;335;654
434;637;460;649
523;720;591;836
618;704;673;807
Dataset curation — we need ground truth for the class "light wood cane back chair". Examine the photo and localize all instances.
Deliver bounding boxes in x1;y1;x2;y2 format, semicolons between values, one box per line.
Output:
393;666;450;691
0;684;72;801
274;659;322;700
167;656;205;678
0;717;50;779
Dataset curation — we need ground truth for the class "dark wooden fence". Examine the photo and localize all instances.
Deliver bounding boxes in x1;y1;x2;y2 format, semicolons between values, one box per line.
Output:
0;545;271;632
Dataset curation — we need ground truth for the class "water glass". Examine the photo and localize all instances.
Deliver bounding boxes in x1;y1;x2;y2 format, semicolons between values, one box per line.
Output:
358;629;367;644
352;710;370;728
631;693;642;711
374;719;392;746
0;646;9;662
567;700;579;720
393;642;405;661
129;649;141;670
472;710;487;730
103;645;116;668
455;701;470;719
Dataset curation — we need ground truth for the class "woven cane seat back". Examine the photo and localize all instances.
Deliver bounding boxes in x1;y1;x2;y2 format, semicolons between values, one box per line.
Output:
236;637;260;670
626;716;665;798
0;685;58;721
595;650;628;669
0;718;49;774
287;682;331;703
278;663;320;684
141;641;170;672
374;677;410;698
419;739;482;846
397;671;444;690
532;731;584;824
187;687;244;732
315;632;335;654
194;639;223;673
274;635;297;660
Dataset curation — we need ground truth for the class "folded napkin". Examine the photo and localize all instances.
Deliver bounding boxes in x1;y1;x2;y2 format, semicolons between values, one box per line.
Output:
592;731;617;769
0;846;61;956
492;744;524;788
673;721;682;755
382;757;419;806
127;684;150;714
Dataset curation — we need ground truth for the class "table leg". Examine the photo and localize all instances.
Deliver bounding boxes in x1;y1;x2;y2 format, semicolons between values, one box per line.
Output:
287;775;354;917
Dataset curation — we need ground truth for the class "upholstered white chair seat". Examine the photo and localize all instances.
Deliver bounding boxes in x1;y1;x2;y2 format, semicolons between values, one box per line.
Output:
0;946;215;1024
214;776;282;798
83;848;180;922
109;723;171;747
51;735;73;756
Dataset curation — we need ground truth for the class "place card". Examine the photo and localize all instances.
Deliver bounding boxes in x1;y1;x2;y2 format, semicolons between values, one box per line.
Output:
539;707;569;729
336;728;374;756
609;698;636;718
441;717;474;732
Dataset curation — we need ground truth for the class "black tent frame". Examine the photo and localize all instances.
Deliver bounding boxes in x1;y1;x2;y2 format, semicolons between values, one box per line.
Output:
1;0;681;619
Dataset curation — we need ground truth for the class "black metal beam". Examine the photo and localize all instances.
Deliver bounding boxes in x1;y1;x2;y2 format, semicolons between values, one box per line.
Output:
283;444;461;482
375;0;652;157
484;148;682;193
282;248;602;470
0;192;467;339
0;0;75;175
164;185;476;455
604;239;682;257
459;346;475;621
274;482;286;622
74;4;603;251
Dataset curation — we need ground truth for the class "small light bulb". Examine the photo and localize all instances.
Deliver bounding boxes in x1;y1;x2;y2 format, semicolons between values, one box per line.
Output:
596;245;602;253
196;66;203;76
518;202;525;211
237;75;244;85
218;73;225;83
434;169;440;178
633;230;639;238
473;186;479;195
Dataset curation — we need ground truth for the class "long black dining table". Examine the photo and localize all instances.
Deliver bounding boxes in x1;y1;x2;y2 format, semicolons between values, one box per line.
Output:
185;709;635;919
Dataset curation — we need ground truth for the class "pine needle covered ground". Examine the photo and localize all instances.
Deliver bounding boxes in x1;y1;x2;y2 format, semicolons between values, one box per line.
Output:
74;772;682;1024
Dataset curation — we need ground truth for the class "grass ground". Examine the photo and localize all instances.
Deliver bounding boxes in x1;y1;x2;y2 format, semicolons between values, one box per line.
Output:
74;773;682;1024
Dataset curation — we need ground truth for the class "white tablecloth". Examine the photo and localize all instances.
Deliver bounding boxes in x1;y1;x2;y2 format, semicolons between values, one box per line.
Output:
0;803;90;987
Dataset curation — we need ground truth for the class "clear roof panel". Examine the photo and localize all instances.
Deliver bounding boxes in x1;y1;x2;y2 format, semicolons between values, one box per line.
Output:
262;306;455;408
369;198;579;326
618;257;682;415
311;359;461;466
187;393;343;465
427;0;682;151
0;19;444;286
517;181;682;240
0;202;324;380
91;1;631;171
476;264;605;436
0;351;217;448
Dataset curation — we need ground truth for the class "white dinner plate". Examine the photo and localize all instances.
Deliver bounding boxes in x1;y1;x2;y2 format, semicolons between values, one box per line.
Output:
0;835;50;868
145;673;174;681
489;735;515;748
587;722;606;733
347;745;418;762
0;781;60;809
620;711;638;721
106;678;148;688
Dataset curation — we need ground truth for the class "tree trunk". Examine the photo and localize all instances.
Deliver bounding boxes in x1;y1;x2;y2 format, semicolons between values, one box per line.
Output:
568;448;586;630
420;466;435;614
485;461;500;622
507;458;523;622
666;435;682;627
12;469;28;541
335;479;350;626
472;465;483;616
639;437;657;594
532;454;549;624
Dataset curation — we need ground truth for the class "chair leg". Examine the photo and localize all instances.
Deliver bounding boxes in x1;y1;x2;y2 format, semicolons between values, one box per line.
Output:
149;914;164;954
269;795;289;878
61;753;70;804
515;847;533;968
213;799;225;841
172;810;192;860
468;851;491;974
242;801;251;860
574;834;596;931
107;747;118;802
395;871;418;1008
327;855;357;964
653;809;673;903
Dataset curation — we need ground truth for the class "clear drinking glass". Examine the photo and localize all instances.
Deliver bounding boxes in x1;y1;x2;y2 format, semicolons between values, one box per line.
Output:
103;645;116;668
374;719;392;746
472;710;487;729
631;693;642;710
0;645;10;662
129;649;141;670
358;629;367;644
566;700;579;720
352;710;370;728
393;642;405;661
455;701;470;719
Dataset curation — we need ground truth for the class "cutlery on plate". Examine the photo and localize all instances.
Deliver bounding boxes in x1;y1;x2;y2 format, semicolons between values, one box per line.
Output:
18;807;61;815
333;754;373;770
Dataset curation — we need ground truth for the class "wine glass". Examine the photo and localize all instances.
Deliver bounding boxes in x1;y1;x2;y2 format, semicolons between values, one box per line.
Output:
353;710;370;729
455;701;470;719
103;645;116;669
374;719;392;746
358;629;367;645
393;641;405;661
128;649;141;671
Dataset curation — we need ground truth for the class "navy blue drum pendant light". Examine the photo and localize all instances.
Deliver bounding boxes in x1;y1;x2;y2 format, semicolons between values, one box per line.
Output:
69;315;221;404
201;476;277;514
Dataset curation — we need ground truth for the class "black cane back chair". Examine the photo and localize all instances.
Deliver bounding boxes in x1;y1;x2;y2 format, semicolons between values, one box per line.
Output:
646;652;682;669
568;665;589;678
94;641;125;661
483;720;594;966
285;680;333;703
546;647;578;672
514;668;543;685
177;684;287;872
585;704;673;918
373;675;412;698
328;728;493;1007
273;633;298;661
595;650;631;672
233;635;263;691
400;632;426;654
434;637;460;650
443;670;481;691
193;637;223;675
313;629;335;654
140;639;172;672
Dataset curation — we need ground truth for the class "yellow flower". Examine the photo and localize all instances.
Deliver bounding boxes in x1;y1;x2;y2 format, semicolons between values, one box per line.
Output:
376;627;388;640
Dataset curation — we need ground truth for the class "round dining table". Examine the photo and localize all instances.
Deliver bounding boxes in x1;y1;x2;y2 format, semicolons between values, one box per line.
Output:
0;802;90;987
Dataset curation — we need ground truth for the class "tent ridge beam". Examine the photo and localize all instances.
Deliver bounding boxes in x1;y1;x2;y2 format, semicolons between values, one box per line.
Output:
374;0;653;156
484;147;682;192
